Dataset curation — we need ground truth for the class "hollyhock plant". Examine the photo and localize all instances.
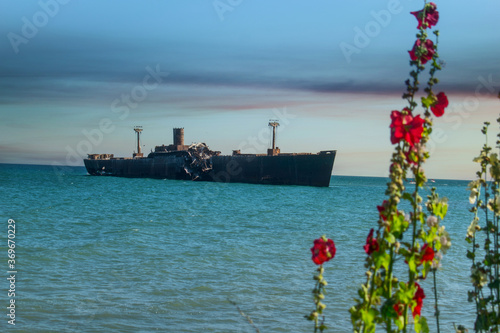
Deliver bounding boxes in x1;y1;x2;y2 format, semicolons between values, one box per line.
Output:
411;2;439;29
467;121;500;331
409;39;435;64
390;110;425;147
430;92;448;117
307;236;336;332
350;2;449;332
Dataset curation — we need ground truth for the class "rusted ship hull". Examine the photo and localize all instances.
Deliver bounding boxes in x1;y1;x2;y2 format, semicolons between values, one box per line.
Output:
84;150;336;187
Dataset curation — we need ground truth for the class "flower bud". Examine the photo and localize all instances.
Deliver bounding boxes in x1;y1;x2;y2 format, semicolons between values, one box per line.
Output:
426;215;438;228
308;311;318;319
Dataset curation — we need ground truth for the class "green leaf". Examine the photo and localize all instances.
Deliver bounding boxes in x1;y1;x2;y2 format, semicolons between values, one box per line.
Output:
381;300;396;319
402;192;414;204
361;308;378;332
391;213;409;238
466;250;475;260
374;252;391;271
385;232;396;244
475;313;488;331
364;323;376;333
422;261;432;278
415;316;429;333
488;278;500;290
485;255;492;266
432;202;448;219
421;95;435;109
424;230;436;244
408;255;417;274
395;315;405;330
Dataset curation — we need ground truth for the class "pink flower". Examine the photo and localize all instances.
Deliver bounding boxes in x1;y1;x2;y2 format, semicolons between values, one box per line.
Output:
409;39;435;64
390;110;425;147
411;3;439;29
430;92;448;117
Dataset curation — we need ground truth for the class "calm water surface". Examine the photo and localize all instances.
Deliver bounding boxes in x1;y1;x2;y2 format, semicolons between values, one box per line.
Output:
0;164;476;332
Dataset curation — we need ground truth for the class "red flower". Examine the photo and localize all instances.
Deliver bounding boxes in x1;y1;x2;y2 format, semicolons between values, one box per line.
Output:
377;200;389;221
405;147;419;165
430;92;448;117
411;3;439;29
421;243;435;263
409;39;435;64
390;110;425;147
394;283;426;318
412;283;426;318
311;237;336;265
364;229;379;255
393;303;403;317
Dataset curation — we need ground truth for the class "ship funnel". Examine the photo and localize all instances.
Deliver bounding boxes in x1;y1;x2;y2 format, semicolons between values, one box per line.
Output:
173;128;184;146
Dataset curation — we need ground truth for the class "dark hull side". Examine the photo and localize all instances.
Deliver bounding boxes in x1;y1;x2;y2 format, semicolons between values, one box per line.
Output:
84;150;336;187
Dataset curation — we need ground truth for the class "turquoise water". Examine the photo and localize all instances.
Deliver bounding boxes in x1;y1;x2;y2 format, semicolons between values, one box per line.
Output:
0;164;477;332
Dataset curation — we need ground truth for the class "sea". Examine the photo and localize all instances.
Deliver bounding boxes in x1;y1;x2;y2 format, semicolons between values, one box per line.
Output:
0;163;479;332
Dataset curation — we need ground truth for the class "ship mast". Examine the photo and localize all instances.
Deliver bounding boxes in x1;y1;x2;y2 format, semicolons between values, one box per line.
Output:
267;120;280;156
133;126;143;158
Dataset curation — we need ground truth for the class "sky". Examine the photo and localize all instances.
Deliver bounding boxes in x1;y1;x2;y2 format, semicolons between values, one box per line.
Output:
1;0;499;179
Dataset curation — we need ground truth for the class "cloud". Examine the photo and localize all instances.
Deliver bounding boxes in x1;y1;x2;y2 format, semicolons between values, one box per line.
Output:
3;30;496;111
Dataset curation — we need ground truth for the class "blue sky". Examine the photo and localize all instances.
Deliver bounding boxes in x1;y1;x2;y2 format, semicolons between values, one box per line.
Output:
1;0;499;179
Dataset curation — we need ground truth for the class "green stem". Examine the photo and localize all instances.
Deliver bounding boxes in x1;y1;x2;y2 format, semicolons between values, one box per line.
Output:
494;183;500;331
386;246;395;332
432;268;440;333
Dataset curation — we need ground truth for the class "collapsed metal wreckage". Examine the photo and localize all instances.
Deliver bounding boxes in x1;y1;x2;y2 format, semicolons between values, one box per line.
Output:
183;143;217;180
